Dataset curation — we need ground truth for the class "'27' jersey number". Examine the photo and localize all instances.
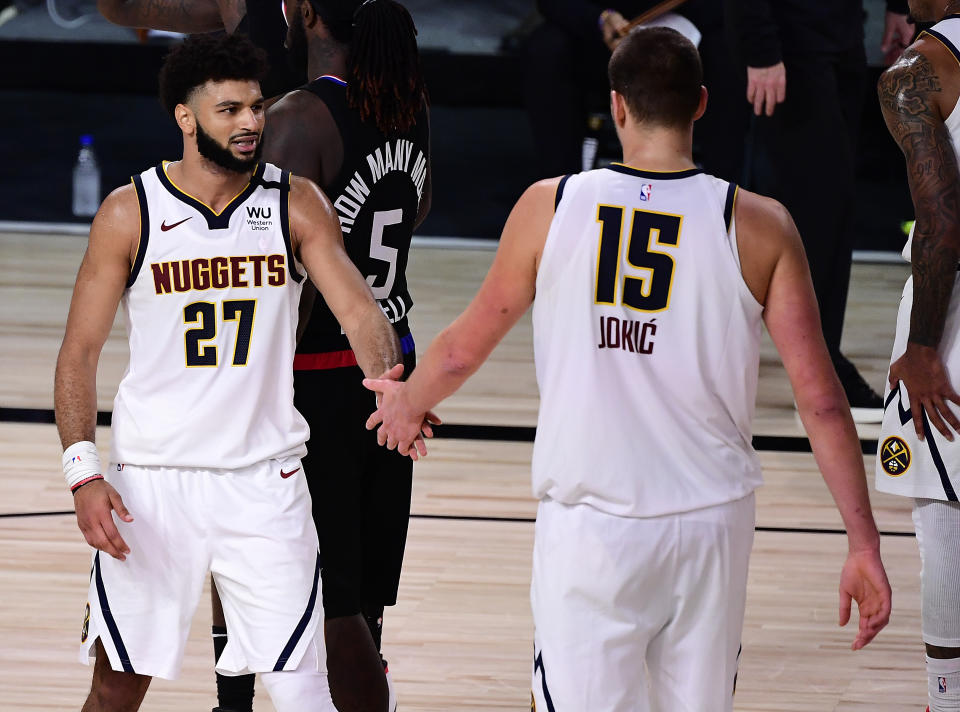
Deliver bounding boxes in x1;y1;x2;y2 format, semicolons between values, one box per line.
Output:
184;299;256;367
595;205;682;312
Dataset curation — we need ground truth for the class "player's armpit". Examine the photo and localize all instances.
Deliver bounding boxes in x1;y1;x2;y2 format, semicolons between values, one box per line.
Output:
97;0;224;33
288;176;401;376
54;186;139;448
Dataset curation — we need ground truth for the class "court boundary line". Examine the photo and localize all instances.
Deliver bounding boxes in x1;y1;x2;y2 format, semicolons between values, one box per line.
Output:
0;407;880;454
0;508;917;537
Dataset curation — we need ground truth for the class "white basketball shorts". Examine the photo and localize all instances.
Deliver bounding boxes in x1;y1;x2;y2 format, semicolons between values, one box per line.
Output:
877;274;960;501
530;493;755;712
78;457;323;680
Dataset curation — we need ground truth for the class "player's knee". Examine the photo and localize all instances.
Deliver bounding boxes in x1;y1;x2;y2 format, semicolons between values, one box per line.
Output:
260;638;335;712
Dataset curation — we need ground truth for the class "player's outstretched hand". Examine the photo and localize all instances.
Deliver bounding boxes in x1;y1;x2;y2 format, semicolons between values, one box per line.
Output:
74;479;133;561
364;374;441;460
838;546;891;650
889;342;960;441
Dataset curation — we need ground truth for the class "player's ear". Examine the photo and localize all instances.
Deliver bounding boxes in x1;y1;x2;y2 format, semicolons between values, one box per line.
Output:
610;90;628;129
175;103;196;137
301;0;317;28
693;86;708;122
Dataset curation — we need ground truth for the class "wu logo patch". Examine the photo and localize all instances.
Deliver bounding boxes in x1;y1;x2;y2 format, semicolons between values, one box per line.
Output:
880;436;911;477
246;206;271;219
246;205;273;231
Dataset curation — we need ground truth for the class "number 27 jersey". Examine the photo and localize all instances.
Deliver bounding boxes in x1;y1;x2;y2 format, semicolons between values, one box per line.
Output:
110;161;309;469
531;165;764;518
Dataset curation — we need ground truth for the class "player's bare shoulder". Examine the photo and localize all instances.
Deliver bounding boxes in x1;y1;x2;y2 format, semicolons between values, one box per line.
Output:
878;36;958;127
732;188;800;306
264;90;336;169
286;174;340;250
90;183;142;260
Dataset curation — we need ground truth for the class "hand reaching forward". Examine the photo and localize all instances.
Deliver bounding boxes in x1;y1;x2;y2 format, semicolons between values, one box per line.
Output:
890;343;960;441
74;479;134;561
365;365;441;460
838;547;891;650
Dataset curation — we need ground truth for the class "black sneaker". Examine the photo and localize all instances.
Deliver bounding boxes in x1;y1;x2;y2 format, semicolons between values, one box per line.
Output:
835;357;883;423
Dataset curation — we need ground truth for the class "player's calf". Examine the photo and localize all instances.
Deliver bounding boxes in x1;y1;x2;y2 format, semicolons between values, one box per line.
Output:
927;646;960;712
82;640;151;712
325;614;389;712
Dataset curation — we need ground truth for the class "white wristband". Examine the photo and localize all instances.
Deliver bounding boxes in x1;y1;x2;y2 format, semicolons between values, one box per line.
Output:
62;441;103;492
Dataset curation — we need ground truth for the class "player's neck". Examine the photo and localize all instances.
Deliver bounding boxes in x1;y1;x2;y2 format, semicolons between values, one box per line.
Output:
307;38;347;82
618;126;696;174
169;153;255;213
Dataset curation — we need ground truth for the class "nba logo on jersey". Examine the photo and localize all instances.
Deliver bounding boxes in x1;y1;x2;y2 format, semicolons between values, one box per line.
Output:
639;184;653;202
940;677;948;693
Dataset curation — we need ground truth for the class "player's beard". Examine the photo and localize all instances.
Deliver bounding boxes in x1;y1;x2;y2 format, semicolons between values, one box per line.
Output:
195;120;262;174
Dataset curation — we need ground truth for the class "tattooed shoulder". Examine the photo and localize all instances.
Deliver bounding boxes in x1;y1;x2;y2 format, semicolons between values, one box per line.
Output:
878;48;942;118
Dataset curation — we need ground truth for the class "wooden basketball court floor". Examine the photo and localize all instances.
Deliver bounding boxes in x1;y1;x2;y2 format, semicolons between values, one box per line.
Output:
0;228;929;710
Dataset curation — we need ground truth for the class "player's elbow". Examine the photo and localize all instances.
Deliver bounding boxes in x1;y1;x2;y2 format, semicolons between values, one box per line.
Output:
56;339;99;377
794;384;850;423
437;331;481;379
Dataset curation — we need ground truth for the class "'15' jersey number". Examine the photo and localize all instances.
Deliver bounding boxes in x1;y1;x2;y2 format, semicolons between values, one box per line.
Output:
595;206;682;312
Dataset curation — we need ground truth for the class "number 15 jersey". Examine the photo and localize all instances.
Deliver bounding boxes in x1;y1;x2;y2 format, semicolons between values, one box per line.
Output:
531;165;764;518
110;161;309;470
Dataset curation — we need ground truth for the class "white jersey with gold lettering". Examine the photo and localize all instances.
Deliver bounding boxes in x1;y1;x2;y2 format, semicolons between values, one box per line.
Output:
531;164;764;518
876;16;960;502
110;161;309;469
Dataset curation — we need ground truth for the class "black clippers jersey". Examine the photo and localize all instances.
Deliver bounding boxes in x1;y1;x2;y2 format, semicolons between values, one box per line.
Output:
296;75;429;356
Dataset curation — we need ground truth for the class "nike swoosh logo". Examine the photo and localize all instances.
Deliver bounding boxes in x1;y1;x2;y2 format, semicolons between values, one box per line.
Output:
160;217;192;231
280;467;300;479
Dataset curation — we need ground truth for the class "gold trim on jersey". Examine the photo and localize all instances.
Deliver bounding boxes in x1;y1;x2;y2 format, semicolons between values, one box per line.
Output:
161;160;257;217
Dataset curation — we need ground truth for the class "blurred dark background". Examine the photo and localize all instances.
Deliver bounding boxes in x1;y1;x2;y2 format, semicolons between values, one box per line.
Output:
0;0;913;246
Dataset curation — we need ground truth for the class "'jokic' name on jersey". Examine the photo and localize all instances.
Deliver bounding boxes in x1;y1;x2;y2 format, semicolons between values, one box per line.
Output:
150;254;287;295
597;315;657;355
332;138;427;234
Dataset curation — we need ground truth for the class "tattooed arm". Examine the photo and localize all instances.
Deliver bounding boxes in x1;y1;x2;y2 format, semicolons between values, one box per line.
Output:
97;0;225;33
878;37;960;439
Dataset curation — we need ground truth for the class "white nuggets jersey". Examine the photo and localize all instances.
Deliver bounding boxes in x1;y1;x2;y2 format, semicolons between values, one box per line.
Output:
532;164;764;518
110;161;309;469
875;17;960;502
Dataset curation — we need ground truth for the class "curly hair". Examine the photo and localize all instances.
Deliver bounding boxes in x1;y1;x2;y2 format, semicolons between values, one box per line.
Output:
158;33;269;118
308;0;427;135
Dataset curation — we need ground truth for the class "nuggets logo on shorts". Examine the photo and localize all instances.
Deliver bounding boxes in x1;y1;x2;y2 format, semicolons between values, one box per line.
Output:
880;436;911;477
81;602;90;643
